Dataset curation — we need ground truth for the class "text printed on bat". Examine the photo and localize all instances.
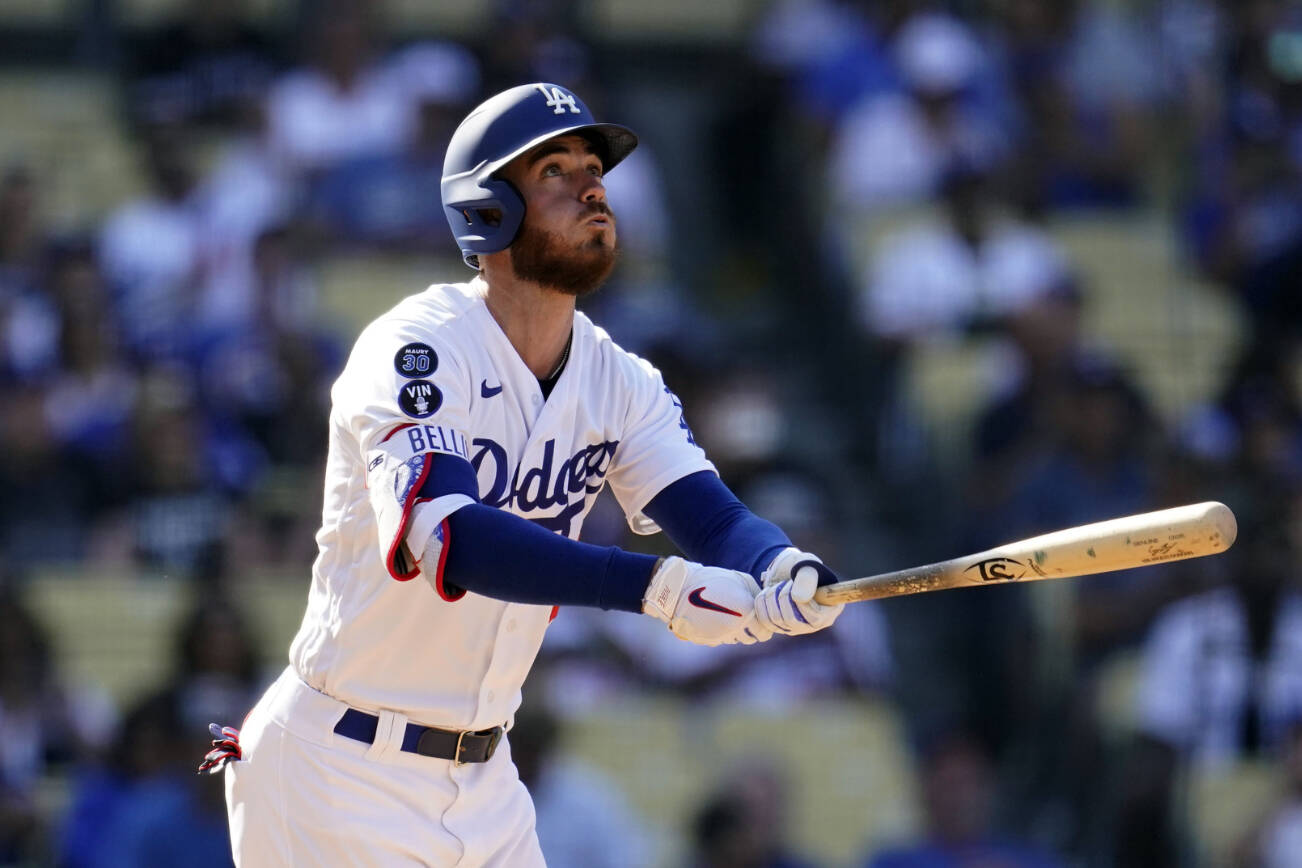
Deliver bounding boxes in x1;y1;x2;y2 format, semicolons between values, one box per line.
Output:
968;558;1021;581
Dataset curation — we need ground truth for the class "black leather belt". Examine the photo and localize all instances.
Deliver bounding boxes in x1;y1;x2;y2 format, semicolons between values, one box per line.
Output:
333;709;503;765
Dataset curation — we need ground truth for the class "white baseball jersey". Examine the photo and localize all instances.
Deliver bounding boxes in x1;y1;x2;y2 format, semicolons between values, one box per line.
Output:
287;277;712;729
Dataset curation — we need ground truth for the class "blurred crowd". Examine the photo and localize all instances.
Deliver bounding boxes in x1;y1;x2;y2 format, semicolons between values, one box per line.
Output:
4;0;1302;865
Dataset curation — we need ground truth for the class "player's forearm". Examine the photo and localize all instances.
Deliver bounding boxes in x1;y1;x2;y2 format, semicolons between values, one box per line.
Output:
642;470;791;579
436;503;657;612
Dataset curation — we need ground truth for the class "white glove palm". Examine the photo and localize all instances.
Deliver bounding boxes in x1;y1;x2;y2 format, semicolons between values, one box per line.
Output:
643;557;772;646
753;547;845;636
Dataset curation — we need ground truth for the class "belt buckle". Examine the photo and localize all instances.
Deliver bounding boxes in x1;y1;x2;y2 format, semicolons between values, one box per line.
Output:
454;726;503;766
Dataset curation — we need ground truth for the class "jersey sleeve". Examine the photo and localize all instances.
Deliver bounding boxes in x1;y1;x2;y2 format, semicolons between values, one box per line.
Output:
336;318;478;580
604;356;715;535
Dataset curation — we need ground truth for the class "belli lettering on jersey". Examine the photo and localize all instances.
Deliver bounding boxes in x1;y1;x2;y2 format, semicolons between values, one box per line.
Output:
405;424;470;459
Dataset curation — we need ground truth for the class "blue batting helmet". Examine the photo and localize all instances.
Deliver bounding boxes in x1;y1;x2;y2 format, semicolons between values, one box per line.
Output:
441;83;638;268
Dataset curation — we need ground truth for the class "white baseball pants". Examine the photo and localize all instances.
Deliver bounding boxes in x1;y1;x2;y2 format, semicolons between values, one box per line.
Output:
225;667;545;867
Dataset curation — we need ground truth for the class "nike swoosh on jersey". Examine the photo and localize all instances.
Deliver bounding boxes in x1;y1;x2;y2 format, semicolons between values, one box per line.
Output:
687;587;742;617
480;380;503;398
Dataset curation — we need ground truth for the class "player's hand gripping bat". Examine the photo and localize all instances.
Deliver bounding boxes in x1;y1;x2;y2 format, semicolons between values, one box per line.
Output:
814;501;1237;605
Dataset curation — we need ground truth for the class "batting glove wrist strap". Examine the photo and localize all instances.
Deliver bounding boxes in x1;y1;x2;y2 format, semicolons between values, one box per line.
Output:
761;547;834;588
643;557;772;646
642;556;688;623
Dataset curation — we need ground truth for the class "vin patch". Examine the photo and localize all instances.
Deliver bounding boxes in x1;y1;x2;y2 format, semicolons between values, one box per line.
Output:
398;380;443;418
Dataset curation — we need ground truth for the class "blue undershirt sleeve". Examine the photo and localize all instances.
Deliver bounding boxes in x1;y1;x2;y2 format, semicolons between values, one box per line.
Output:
421;454;656;613
641;470;791;580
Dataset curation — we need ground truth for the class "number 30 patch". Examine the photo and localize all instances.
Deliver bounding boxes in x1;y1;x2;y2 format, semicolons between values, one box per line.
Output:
394;343;438;378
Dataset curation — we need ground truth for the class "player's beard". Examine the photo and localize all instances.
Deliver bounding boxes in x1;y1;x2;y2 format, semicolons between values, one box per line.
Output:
509;206;618;298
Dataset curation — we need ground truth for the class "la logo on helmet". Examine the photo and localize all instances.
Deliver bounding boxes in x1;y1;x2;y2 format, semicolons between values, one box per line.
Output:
536;84;580;115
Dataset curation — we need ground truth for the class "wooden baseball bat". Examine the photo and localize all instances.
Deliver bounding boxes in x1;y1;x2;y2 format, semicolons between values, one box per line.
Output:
814;501;1237;605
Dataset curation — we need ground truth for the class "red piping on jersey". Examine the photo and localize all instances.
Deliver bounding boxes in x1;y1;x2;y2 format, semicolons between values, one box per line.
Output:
433;518;465;602
385;455;432;582
549;606;559;623
381;423;417;443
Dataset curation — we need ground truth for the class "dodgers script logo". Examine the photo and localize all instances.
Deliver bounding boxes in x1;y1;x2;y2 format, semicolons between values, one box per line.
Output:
536;84;580;115
472;437;619;536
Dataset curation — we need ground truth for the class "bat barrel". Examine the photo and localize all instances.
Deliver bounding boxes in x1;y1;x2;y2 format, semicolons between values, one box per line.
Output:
815;501;1237;605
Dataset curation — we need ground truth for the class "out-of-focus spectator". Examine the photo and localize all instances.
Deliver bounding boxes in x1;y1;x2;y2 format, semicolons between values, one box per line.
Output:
61;598;261;867
195;226;336;467
58;691;177;868
41;243;136;500
60;688;233;868
965;354;1180;862
688;759;820;868
968;272;1087;478
477;0;587;96
0;166;42;299
1181;113;1302;335
1115;500;1302;867
1136;503;1302;766
0;589;112;865
857;160;1072;343
194;101;300;332
510;699;657;868
1;168;60;380
0;385;102;567
106;370;246;578
170;598;266;733
996;357;1168;659
98;123;204;363
828;13;1009;216
862;730;1064;868
308;41;480;252
1181;58;1302;338
123;0;275;128
995;0;1159;213
750;0;902;127
1180;340;1302;500
264;0;409;176
849;157;1075;547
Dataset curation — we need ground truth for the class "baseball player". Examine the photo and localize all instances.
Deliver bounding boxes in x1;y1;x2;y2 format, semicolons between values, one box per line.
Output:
202;82;846;866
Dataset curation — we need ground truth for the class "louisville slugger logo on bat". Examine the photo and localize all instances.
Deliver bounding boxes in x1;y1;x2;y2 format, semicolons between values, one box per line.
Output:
816;502;1238;606
963;557;1048;582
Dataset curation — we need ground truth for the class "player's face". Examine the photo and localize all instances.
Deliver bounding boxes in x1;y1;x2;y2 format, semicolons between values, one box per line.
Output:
501;135;617;297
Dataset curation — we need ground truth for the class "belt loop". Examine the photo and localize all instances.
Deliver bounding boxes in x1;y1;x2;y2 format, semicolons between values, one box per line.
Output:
366;710;407;763
454;730;469;767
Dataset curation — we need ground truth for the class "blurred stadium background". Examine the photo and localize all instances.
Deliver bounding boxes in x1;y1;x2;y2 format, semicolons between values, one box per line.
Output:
2;1;1302;866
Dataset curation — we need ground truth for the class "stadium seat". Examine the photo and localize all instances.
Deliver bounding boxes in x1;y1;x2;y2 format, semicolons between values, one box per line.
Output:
383;0;490;38
1184;759;1284;868
25;572;189;706
115;0;282;27
590;0;754;41
25;570;308;708
565;697;919;865
0;71;142;227
0;0;75;25
316;252;464;335
1051;213;1243;420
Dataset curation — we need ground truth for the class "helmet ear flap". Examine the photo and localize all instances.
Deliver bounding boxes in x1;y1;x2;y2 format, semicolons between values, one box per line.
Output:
442;176;526;268
481;176;525;249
